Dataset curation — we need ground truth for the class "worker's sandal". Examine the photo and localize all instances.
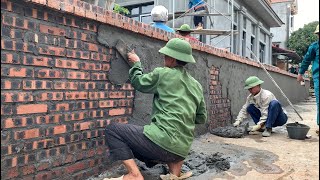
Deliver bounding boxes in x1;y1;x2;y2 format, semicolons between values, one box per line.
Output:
103;175;124;180
160;171;192;180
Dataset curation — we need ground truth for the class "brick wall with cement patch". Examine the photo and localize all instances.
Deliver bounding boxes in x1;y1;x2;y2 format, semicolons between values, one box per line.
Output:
1;0;309;179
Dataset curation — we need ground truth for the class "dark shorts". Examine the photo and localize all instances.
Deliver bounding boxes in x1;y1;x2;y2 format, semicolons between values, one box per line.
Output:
104;123;184;167
194;7;205;26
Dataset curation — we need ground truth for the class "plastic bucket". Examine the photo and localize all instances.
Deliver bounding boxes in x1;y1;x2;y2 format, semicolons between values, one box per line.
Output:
286;123;310;140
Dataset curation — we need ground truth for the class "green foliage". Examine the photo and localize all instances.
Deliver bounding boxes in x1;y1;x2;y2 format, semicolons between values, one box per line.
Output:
287;21;318;64
113;4;130;15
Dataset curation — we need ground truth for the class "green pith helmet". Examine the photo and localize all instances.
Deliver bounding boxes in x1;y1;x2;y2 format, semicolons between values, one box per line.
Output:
244;76;264;89
159;38;195;63
315;24;319;34
177;24;194;32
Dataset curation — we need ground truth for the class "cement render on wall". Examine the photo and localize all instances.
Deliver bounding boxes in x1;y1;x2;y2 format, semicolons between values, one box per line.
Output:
98;24;309;135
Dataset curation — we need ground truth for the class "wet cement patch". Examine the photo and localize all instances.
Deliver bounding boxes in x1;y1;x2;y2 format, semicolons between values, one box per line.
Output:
91;150;230;180
88;134;283;180
209;122;249;138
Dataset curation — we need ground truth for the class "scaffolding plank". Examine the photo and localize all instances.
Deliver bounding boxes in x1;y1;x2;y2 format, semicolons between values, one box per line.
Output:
189;29;238;35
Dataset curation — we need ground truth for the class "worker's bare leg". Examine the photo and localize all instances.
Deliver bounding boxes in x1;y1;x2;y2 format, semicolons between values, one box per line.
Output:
123;159;144;180
167;160;184;177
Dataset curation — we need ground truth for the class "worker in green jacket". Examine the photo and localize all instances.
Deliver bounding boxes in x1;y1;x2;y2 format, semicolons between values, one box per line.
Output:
104;38;207;180
297;24;319;135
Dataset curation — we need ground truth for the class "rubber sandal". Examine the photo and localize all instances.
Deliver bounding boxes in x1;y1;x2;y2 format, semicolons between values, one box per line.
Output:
103;175;124;180
160;171;192;180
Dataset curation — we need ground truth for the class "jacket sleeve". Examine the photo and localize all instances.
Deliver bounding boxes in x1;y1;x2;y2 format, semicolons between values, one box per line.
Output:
235;96;250;122
195;95;207;124
299;43;316;74
129;62;160;94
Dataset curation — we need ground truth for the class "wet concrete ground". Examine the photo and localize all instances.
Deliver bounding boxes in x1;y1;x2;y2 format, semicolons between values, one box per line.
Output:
89;96;319;180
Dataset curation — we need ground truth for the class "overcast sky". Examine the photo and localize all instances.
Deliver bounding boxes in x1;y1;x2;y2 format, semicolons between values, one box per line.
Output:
294;0;319;30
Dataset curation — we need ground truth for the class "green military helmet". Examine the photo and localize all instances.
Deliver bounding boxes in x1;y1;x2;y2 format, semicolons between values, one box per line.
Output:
177;24;194;32
159;38;196;63
244;76;264;89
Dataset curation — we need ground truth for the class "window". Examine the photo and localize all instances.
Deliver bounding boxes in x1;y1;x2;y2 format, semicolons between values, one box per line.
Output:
250;36;255;58
126;3;154;24
259;42;265;63
242;31;247;56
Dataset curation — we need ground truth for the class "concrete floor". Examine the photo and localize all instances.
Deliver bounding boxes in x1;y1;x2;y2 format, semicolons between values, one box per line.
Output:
90;96;319;180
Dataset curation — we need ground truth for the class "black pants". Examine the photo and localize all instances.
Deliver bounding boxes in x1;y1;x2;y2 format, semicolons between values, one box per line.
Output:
105;123;184;167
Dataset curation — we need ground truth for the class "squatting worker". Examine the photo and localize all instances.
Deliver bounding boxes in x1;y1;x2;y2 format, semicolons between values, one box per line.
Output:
104;38;207;180
233;76;288;137
297;24;319;135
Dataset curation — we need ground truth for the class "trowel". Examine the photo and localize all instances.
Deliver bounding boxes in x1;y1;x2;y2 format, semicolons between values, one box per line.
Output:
115;39;134;66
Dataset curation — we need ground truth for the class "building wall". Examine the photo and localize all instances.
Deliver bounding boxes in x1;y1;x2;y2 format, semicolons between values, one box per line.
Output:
1;0;309;179
270;2;292;48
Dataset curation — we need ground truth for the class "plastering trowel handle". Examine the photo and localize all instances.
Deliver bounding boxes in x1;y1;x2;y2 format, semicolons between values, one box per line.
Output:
248;47;303;122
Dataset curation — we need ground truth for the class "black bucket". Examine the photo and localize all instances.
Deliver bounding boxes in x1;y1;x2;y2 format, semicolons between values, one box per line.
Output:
286;123;310;140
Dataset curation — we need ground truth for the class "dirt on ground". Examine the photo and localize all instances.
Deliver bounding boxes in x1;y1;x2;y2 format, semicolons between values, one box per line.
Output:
90;96;319;180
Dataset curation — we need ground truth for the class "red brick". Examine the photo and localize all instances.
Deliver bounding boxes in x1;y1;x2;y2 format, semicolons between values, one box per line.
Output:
35;92;64;101
35;114;60;124
39;24;66;36
74;6;85;17
47;0;61;10
53;125;67;135
65;92;88;100
1;92;34;102
5;167;19;179
37;69;65;79
38;46;66;56
65;162;86;174
54;81;78;90
1;80;21;89
22;80;52;90
90;52;109;61
23;55;53;67
31;0;47;5
17;104;47;114
85;10;96;20
7;67;33;78
109;91;126;99
109;108;126;116
74;122;92;131
67;71;90;80
79;62;101;71
21;165;36;175
1;53;20;64
61;2;74;13
91;72;107;80
55;58;79;69
15;128;40;139
89;92;107;99
99;100;114;108
35;171;53;180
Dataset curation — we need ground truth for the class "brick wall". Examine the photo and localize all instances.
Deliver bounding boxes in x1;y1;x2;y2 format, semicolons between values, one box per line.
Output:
1;0;134;179
208;66;232;129
1;0;309;179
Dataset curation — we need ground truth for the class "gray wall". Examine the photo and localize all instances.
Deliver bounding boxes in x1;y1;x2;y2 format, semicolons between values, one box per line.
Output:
271;2;292;49
98;24;309;135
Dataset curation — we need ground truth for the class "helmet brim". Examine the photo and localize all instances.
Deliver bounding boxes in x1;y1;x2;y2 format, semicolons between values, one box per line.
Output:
159;46;195;63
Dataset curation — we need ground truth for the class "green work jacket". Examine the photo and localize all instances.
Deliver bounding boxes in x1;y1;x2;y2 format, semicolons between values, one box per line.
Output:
129;62;207;158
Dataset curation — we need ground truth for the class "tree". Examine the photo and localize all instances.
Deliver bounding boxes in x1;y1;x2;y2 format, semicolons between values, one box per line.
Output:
113;4;130;15
287;21;318;64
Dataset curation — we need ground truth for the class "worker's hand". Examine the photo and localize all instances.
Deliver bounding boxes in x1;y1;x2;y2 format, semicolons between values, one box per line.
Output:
233;120;241;127
297;74;304;82
248;124;261;132
127;50;140;63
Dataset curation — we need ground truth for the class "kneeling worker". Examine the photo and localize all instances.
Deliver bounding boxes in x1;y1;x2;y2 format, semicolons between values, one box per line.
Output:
104;38;207;180
233;76;288;137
